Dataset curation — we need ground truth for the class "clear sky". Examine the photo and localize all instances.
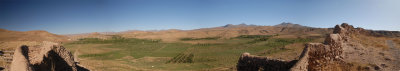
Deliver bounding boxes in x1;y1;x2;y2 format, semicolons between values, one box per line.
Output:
0;0;399;34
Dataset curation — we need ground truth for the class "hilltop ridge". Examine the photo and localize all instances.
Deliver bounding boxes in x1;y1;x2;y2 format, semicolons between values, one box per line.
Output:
0;29;67;42
118;23;332;42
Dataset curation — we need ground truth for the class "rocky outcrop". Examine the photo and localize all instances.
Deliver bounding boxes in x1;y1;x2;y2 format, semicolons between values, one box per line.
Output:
10;41;89;71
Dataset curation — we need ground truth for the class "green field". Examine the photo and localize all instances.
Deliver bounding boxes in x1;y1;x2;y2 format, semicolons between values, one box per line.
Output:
63;35;316;71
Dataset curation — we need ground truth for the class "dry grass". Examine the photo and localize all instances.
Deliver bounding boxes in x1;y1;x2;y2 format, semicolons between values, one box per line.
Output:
64;44;115;54
267;43;305;60
351;34;389;50
347;62;381;71
0;41;41;50
393;38;400;48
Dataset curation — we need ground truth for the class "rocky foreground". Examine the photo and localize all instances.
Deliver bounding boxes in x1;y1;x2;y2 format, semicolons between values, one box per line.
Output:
10;41;89;71
237;23;400;71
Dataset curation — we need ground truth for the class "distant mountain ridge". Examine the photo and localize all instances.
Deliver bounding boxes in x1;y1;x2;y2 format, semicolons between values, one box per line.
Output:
274;22;308;28
223;23;258;28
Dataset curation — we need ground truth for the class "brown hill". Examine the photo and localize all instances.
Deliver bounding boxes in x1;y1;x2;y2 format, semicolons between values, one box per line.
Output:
118;23;333;42
64;32;114;41
117;23;400;42
0;29;67;42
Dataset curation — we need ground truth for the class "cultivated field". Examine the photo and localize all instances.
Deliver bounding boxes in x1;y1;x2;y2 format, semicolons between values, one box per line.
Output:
64;35;322;71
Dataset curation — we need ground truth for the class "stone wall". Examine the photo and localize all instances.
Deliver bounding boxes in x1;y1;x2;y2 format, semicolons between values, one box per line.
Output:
290;23;352;71
10;41;89;71
236;53;297;71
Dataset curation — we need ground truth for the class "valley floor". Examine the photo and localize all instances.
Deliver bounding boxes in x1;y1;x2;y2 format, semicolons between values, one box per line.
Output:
63;35;322;71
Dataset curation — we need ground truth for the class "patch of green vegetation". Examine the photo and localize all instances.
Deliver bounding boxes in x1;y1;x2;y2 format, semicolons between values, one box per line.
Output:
235;35;278;44
167;53;194;63
79;51;125;60
263;38;312;48
236;35;274;39
247;37;270;44
64;35;316;71
255;38;313;55
67;36;189;60
71;35;160;44
194;43;223;47
180;37;220;41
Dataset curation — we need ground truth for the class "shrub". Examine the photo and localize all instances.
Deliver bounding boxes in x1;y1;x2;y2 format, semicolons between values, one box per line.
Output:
71;36;159;44
236;35;273;39
180;37;220;41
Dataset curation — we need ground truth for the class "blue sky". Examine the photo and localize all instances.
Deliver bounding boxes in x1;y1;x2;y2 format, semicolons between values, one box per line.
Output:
0;0;399;34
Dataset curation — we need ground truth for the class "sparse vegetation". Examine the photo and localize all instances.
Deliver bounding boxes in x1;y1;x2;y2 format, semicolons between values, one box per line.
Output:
352;34;389;50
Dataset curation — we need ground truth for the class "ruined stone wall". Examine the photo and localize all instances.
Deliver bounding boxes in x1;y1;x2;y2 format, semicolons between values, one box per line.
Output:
290;34;346;71
335;23;400;37
237;23;363;71
236;53;297;71
236;34;346;71
370;31;400;37
290;24;352;71
10;41;89;71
